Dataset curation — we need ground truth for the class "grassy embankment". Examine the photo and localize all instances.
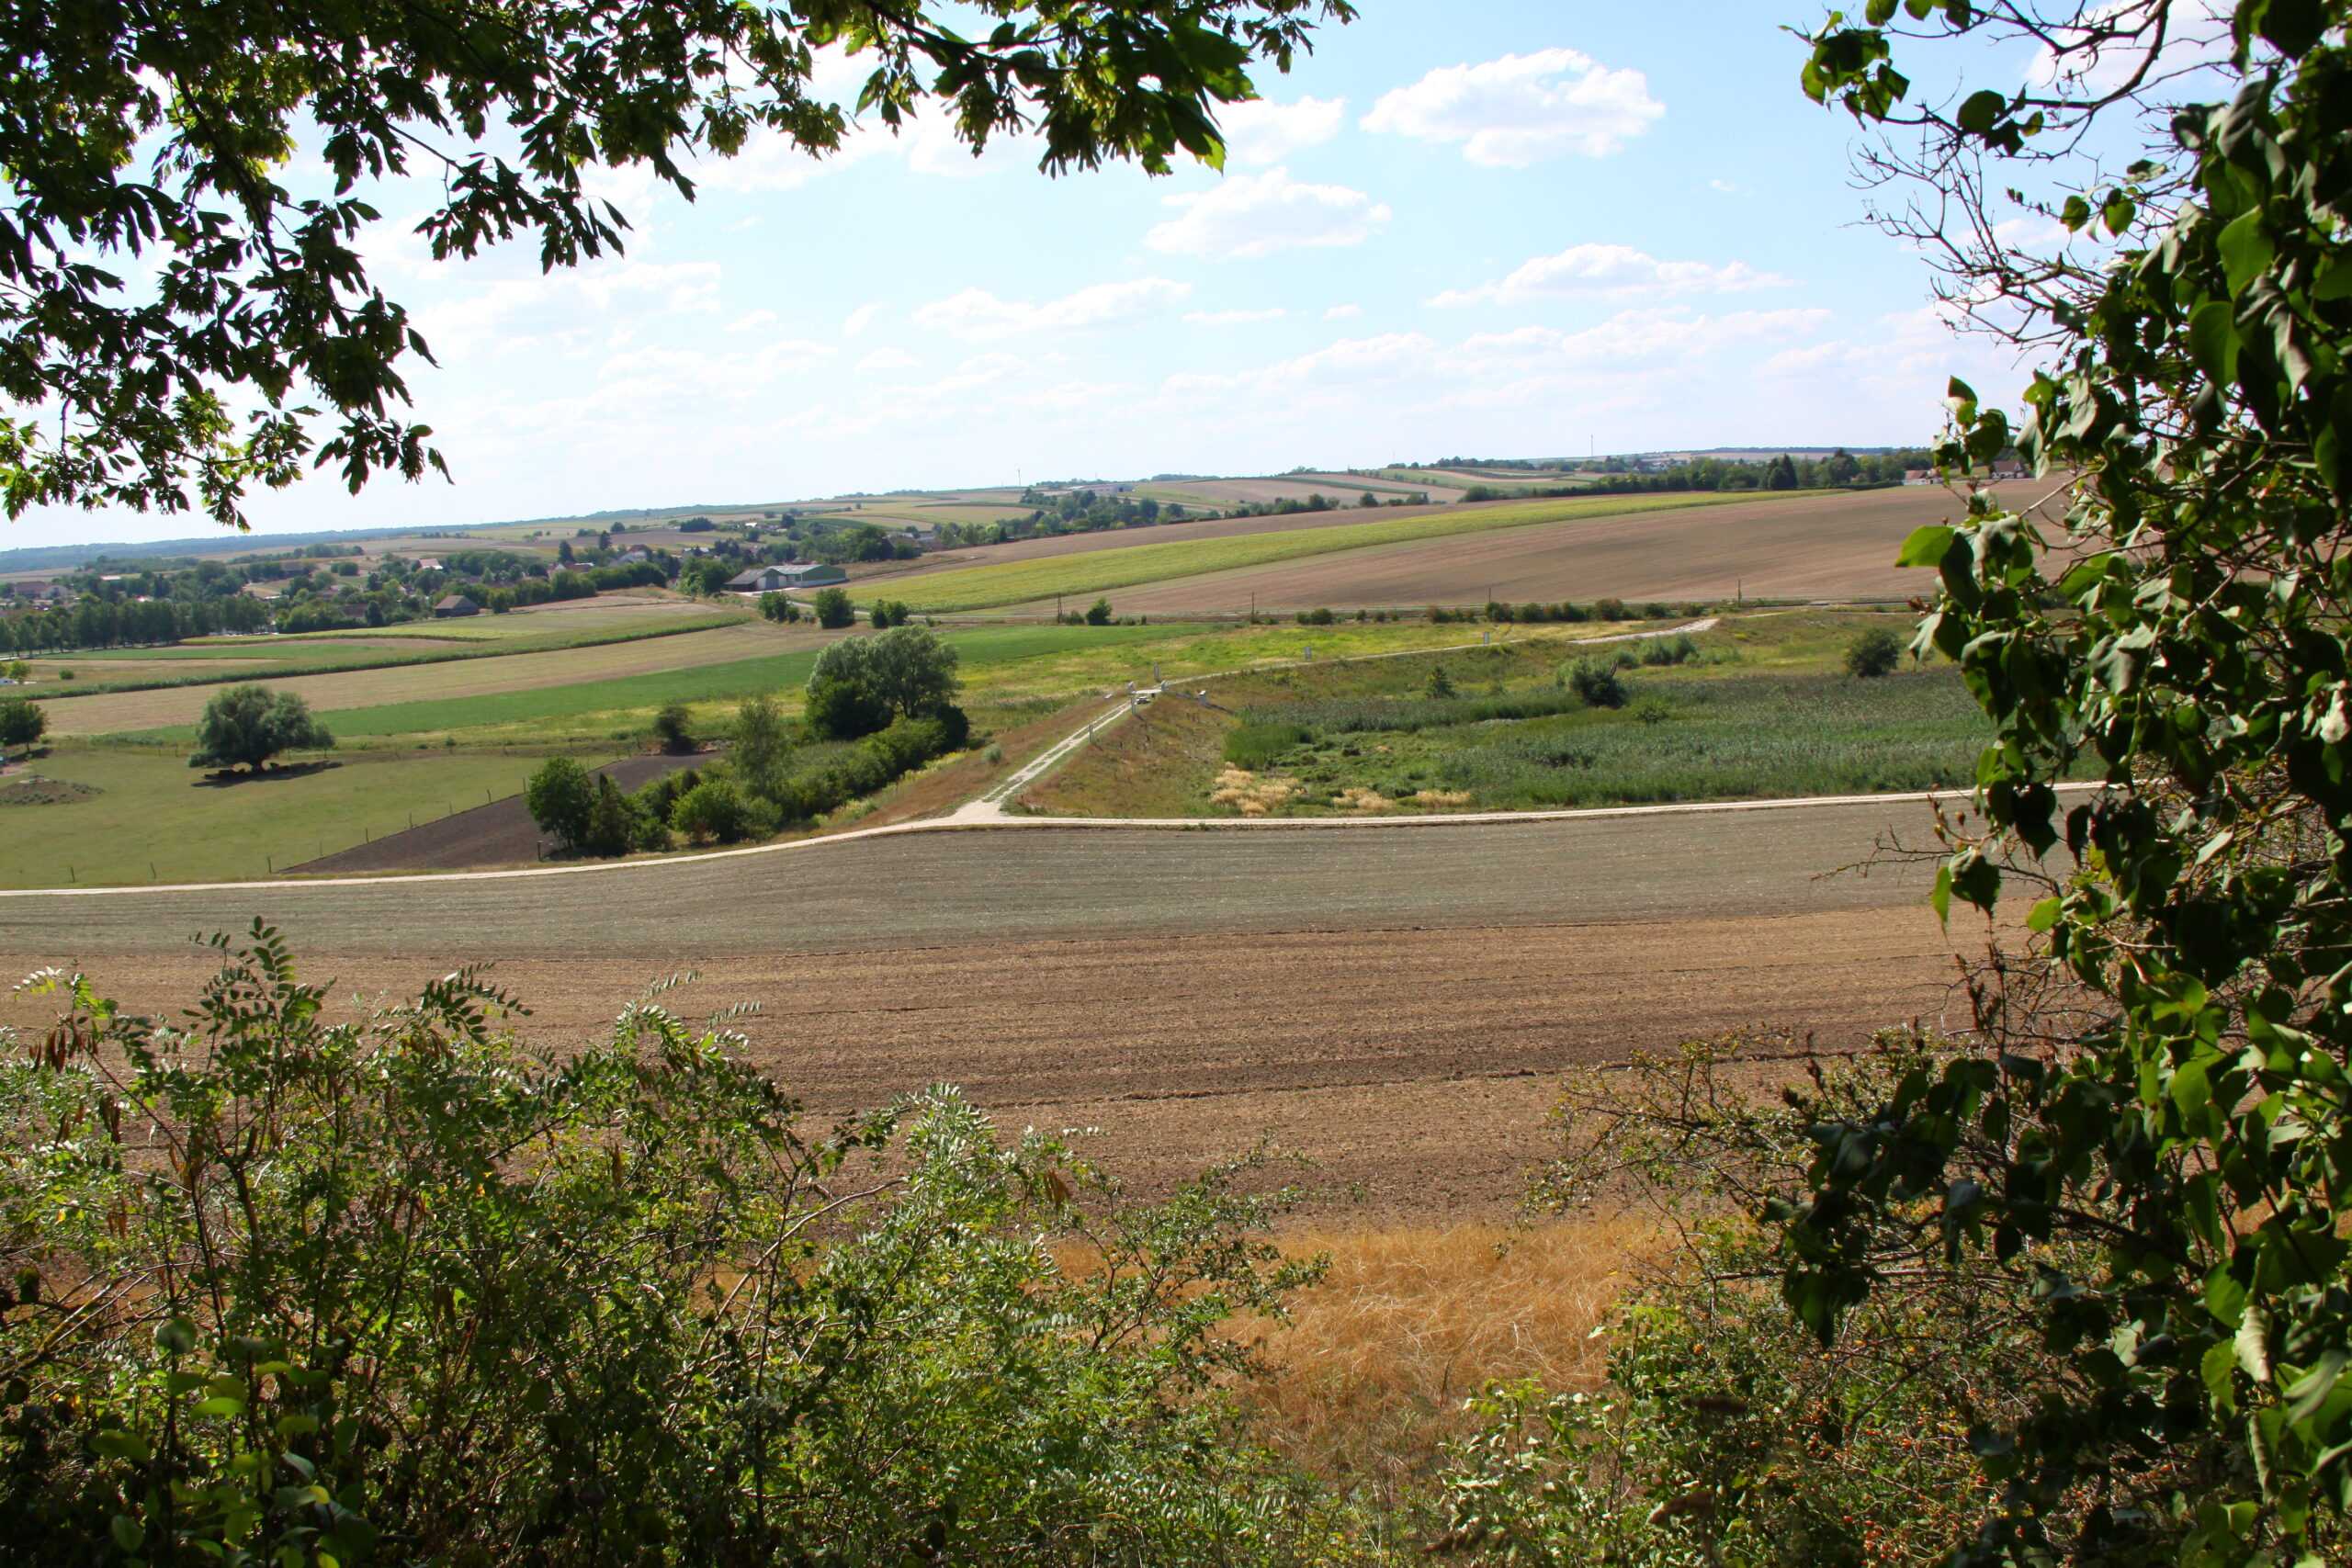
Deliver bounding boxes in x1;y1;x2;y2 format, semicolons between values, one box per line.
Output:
860;491;1820;614
1017;610;1993;818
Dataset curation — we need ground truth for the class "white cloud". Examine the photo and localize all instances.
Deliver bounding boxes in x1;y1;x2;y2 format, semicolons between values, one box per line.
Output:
911;276;1192;342
408;260;722;355
1709;178;1739;195
1363;49;1663;166
598;337;833;396
1430;244;1792;307
1324;302;1363;321
1992;213;2074;250
729;309;778;333
1165;333;1440;400
1218;96;1348;165
855;347;919;373
1547;307;1828;365
1182;307;1287;326
2026;0;2233;93
1147;167;1392;261
842;304;880;338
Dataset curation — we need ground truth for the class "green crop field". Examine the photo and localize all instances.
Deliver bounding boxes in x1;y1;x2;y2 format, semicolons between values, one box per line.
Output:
1015;610;1997;818
113;621;1215;746
864;491;1814;613
0;748;607;888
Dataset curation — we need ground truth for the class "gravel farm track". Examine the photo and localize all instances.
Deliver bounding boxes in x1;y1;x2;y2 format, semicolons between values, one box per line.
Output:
0;799;1993;1217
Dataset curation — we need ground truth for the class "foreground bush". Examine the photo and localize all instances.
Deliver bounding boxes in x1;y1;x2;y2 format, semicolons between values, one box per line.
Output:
0;931;1349;1564
1431;1035;2280;1564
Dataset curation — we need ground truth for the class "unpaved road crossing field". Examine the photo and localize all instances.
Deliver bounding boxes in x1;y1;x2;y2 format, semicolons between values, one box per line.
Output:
0;804;1984;1215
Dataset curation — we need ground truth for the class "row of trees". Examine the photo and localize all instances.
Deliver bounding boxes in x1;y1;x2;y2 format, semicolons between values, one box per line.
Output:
526;628;971;858
3;592;273;654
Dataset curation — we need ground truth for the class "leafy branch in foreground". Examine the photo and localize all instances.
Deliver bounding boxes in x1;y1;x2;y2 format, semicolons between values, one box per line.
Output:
0;925;1345;1562
1776;3;2352;1561
0;0;1353;528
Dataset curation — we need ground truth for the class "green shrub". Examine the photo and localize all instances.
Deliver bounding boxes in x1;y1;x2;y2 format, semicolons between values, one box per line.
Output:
650;700;694;753
669;776;755;843
1225;720;1311;771
1425;665;1456;700
0;695;44;753
1843;626;1903;678
1566;660;1628;710
0;934;1340;1565
1639;633;1697;667
1084;597;1114;626
810;586;854;629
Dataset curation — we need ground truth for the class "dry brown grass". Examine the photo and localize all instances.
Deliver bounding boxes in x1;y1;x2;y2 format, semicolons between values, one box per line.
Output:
1208;765;1303;815
1238;1218;1654;1509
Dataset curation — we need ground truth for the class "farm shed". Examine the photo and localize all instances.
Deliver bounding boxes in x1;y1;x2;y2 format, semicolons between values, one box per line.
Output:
434;593;481;618
727;566;791;592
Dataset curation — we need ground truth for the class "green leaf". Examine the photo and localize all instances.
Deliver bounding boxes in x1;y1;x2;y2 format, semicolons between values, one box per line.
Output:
192;1395;247;1417
1930;863;1953;928
2218;211;2274;298
2237;1303;2273;1382
2026;896;2062;933
110;1514;144;1553
2204;1337;2240;1410
2257;0;2326;54
2188;299;2239;387
1895;524;1957;567
1956;89;2006;135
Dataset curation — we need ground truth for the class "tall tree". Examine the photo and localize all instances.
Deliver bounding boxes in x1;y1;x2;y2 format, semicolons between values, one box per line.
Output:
0;1;1352;530
1778;4;2352;1561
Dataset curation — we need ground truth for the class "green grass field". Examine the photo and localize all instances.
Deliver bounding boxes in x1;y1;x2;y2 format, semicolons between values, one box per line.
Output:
113;621;1214;747
1016;610;1992;818
0;748;606;888
863;491;1815;613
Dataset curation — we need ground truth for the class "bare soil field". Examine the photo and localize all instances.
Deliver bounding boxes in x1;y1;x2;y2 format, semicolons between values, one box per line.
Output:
0;802;1982;1214
859;496;1460;581
37;620;812;736
1057;486;1985;615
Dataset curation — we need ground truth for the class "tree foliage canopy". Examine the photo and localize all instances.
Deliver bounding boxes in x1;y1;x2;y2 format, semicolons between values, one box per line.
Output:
187;684;334;772
806;625;961;739
1780;3;2352;1560
1;0;1351;529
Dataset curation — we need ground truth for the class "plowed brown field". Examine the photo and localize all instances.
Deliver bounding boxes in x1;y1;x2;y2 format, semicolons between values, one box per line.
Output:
1023;486;2001;615
0;803;1985;1215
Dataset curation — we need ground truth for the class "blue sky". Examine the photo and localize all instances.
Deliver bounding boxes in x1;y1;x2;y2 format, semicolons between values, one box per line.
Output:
17;0;2066;548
